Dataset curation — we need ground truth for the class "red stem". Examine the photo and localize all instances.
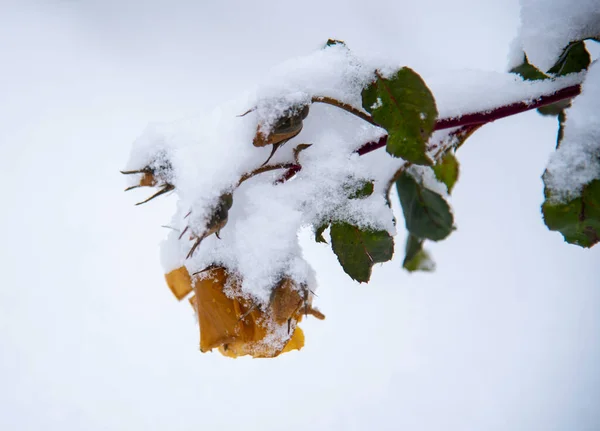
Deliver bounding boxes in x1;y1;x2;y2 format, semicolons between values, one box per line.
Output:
356;84;581;156
278;83;581;180
275;164;302;183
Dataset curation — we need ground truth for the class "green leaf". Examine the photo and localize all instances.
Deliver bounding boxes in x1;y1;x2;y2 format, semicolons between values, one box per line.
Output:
433;153;460;194
537;98;572;116
402;234;435;272
542;179;600;248
404;233;422;262
534;41;590;117
330;222;394;283
347;180;374;199
510;47;587;116
315;223;329;244
510;54;549;81
547;41;590;76
362;68;438;165
396;171;454;241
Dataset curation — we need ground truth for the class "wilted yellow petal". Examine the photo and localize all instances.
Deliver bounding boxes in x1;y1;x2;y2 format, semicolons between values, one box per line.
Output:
195;267;240;352
188;295;196;311
281;327;305;353
165;266;193;300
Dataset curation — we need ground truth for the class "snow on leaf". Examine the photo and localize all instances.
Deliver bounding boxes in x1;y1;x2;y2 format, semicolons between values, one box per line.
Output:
510;54;549;81
346;180;374;199
546;40;591;76
542;179;600;248
433;153;460;194
518;0;600;72
544;60;600;203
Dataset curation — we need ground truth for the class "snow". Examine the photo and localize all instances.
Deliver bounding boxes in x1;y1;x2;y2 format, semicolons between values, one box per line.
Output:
252;44;374;136
544;60;600;202
126;43;586;306
506;37;527;71
517;0;600;72
411;165;450;198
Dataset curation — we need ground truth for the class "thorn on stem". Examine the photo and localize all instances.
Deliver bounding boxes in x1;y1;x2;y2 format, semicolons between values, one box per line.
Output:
135;184;175;206
179;225;189;240
260;142;283;167
293;143;312;164
191;265;216;276
120;168;151;175
186;236;203;259
238;107;256;117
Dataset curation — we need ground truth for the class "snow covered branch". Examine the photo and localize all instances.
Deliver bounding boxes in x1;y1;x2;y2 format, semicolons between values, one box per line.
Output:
123;4;600;356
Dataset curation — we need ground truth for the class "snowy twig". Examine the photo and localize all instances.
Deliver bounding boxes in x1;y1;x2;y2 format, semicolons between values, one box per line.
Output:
434;84;581;130
355;83;582;156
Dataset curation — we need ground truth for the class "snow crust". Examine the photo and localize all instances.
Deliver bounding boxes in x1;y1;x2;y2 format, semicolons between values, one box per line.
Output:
125;44;586;303
545;61;600;202
517;0;600;72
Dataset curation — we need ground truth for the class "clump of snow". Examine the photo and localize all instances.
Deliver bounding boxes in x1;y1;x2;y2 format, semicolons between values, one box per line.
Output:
126;41;590;308
371;98;383;110
517;0;600;72
409;165;450;198
544;61;600;202
128;45;394;306
506;37;527;71
254;44;374;115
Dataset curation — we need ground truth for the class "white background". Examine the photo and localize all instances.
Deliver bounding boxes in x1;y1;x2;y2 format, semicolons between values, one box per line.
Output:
1;1;598;430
